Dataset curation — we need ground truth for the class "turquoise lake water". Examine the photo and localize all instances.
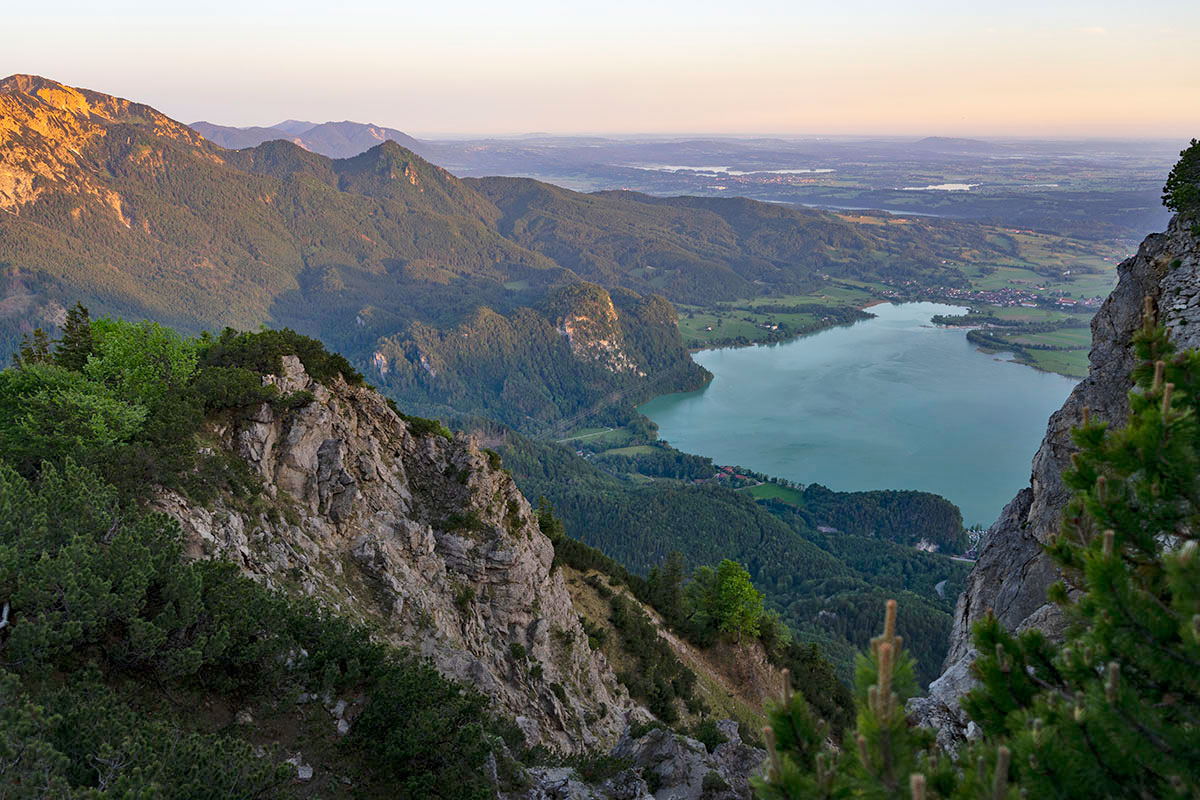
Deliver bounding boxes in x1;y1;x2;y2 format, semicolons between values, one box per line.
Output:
638;302;1079;528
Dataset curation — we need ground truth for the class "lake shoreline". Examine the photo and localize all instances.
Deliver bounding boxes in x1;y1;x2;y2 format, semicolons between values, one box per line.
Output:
682;297;1086;380
684;299;886;355
645;302;1079;527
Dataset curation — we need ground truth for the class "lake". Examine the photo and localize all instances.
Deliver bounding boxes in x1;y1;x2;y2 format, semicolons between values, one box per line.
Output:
638;302;1079;528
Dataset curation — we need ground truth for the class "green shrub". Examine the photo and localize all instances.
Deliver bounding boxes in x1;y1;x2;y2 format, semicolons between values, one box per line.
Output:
586;573;615;598
644;769;663;794
628;720;668;740
86;317;198;406
442;510;487;533
399;412;454;441
454;582;476;613
608;594;696;723
579;615;608;650
566;752;633;783
1163;138;1200;216
516;746;631;784
198;327;363;386
272;389;315;411
703;770;731;792
690;719;729;753
0;364;146;478
191;365;279;411
553;627;575;653
0;670;293;799
348;655;498;799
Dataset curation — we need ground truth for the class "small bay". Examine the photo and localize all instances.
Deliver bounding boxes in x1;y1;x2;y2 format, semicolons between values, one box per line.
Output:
639;302;1079;528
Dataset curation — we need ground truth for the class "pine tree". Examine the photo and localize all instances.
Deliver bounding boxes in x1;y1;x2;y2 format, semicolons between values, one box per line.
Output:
647;550;687;625
962;298;1200;796
14;328;51;368
757;600;936;799
1162;138;1200;216
756;666;837;800
53;302;94;372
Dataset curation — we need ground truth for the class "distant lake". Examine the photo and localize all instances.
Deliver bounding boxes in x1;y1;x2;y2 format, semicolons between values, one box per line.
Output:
639;303;1078;528
900;183;979;191
630;164;836;176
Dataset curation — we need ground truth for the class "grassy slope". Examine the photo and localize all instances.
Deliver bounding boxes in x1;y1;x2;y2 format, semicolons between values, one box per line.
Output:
562;565;777;736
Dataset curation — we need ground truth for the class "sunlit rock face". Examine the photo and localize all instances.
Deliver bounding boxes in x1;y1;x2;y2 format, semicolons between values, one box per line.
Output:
0;74;212;213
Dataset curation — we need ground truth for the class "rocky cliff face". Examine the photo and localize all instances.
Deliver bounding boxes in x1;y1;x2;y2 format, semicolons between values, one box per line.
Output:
154;355;640;752
912;214;1200;745
549;283;644;375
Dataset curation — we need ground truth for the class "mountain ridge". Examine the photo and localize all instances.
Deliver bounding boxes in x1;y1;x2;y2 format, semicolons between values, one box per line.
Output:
191;117;429;159
1;74;1033;433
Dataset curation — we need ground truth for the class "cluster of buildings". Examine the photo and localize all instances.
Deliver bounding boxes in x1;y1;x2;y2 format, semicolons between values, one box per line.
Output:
876;280;1103;310
692;465;755;486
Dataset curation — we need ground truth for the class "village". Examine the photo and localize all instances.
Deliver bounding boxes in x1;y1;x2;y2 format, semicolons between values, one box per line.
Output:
875;279;1104;310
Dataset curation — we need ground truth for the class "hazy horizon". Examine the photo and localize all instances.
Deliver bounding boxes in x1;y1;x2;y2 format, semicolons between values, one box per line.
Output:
6;0;1199;138
189;124;1192;143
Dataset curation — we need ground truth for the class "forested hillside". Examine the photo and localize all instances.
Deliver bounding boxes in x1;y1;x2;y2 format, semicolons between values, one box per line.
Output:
472;178;975;303
370;284;710;431
3;74;1056;432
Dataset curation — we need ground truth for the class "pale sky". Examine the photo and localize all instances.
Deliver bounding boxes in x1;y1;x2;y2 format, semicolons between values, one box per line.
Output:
5;0;1199;137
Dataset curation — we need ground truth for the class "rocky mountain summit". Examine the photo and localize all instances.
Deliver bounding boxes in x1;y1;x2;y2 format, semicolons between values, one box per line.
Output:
912;212;1200;745
155;354;638;752
0;73;210;213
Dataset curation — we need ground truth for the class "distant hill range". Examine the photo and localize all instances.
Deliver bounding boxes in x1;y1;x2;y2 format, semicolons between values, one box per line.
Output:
190;118;430;159
1;74;1020;431
912;136;1002;153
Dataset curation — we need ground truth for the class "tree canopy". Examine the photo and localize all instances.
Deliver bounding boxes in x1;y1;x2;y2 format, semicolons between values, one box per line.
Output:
1163;138;1200;216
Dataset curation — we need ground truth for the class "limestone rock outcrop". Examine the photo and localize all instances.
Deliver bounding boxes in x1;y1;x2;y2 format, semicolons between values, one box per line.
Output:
913;214;1200;740
154;355;639;752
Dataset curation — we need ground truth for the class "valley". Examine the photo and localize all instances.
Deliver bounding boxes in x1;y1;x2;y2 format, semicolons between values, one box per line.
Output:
4;0;1199;787
2;71;1197;798
0;75;1146;698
